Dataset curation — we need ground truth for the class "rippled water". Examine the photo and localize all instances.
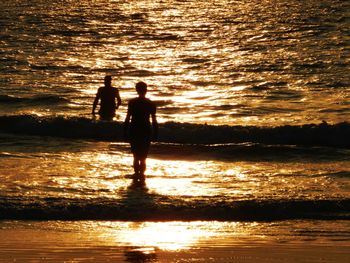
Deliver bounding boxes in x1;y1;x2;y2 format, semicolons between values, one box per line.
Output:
1;135;349;221
1;0;349;125
0;1;349;260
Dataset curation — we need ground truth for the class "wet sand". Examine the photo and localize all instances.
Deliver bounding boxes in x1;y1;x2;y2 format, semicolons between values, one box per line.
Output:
1;220;349;262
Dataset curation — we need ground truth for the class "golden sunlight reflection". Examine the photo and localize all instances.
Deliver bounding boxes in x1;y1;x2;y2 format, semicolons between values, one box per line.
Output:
145;159;219;196
94;221;243;251
10;141;348;201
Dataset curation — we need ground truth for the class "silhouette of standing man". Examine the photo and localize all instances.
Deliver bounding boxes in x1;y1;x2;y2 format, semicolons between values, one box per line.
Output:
124;81;158;181
92;75;122;120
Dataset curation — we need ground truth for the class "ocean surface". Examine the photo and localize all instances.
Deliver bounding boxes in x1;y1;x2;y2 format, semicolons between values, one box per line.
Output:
0;0;349;261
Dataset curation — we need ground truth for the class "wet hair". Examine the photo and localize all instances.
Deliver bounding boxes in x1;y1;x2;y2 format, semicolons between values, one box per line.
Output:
136;81;147;95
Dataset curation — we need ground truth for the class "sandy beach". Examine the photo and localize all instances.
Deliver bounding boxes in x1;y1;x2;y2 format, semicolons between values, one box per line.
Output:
1;220;349;262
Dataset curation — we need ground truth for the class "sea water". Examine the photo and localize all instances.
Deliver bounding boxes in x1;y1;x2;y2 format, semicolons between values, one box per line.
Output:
0;0;349;261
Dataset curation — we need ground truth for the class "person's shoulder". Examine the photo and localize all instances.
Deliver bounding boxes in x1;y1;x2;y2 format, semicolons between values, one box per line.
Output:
128;97;138;105
112;86;119;91
145;98;156;112
97;86;104;93
147;98;156;107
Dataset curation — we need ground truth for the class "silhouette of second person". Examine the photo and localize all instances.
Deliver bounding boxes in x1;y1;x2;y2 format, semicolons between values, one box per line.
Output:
124;81;158;181
92;75;122;120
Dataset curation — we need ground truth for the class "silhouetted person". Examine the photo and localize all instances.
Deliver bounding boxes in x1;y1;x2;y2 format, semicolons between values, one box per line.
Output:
124;81;158;181
92;75;122;120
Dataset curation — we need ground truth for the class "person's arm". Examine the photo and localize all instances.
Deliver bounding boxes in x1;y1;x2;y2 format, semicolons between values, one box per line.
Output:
92;91;100;115
151;112;158;141
123;103;131;141
116;89;122;109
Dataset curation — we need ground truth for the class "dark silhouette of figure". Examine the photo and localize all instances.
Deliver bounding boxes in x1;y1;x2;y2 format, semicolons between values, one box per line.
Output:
124;81;158;181
124;249;157;263
92;75;122;120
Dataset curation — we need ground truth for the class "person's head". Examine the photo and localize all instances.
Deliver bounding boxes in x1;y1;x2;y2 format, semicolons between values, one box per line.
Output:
104;75;112;87
136;81;147;97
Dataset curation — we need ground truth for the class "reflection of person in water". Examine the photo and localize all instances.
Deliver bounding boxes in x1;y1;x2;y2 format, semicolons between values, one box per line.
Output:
124;81;158;181
124;248;157;263
92;75;122;120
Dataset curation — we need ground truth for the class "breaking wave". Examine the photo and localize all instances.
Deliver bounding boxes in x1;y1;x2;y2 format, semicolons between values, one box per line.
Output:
0;95;69;105
0;114;349;148
0;195;348;221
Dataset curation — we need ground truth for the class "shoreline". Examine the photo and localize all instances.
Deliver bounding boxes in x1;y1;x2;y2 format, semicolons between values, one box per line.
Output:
1;220;349;263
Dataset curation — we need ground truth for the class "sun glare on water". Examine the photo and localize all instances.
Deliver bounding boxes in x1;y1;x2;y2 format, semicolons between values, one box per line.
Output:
91;221;243;252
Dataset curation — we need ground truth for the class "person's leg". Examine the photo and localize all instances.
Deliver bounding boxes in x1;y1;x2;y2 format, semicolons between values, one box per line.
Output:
139;157;146;178
139;140;150;178
133;154;140;175
131;138;149;180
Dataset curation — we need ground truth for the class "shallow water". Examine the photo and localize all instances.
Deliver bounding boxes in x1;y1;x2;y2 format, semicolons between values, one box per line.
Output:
1;220;350;262
0;136;349;221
